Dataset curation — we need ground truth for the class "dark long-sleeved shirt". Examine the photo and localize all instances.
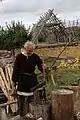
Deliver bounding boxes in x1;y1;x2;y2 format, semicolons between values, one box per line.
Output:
12;53;43;85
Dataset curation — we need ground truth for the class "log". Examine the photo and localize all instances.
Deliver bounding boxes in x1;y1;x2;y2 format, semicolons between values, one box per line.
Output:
0;68;9;93
35;42;79;49
52;89;74;120
29;102;51;120
0;75;8;98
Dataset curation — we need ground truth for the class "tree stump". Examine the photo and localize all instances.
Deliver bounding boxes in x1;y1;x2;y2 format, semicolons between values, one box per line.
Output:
29;102;51;120
52;89;74;120
0;108;8;120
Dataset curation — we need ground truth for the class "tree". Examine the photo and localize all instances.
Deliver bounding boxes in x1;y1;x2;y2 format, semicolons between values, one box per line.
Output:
0;21;32;54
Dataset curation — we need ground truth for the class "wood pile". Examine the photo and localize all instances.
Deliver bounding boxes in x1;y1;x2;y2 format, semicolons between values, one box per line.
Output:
0;64;18;113
0;50;13;68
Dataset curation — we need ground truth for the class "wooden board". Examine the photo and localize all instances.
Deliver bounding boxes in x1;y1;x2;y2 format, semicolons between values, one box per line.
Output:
0;75;8;98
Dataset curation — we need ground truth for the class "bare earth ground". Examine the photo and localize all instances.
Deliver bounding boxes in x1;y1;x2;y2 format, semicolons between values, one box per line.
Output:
35;45;80;58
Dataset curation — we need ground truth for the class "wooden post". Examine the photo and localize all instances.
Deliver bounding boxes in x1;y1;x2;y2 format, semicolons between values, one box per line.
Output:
52;89;74;120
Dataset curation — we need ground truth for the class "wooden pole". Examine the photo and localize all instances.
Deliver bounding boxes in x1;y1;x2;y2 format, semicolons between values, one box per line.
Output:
52;89;74;120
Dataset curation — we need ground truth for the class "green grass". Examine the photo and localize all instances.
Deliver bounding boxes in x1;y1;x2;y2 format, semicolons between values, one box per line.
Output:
45;68;80;100
56;68;80;86
35;57;80;99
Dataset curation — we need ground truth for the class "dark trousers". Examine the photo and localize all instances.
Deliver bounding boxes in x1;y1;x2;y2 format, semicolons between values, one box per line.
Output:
18;95;33;117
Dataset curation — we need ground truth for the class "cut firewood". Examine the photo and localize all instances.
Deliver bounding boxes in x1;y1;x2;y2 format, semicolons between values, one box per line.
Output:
0;75;8;98
6;64;14;89
0;68;9;92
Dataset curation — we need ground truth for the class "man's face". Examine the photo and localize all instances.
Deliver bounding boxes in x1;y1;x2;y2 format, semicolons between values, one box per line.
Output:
25;45;34;55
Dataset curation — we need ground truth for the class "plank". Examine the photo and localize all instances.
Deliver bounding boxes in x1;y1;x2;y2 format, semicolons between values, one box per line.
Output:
6;65;14;89
0;68;9;92
35;42;79;49
5;66;11;88
0;75;8;98
52;89;74;120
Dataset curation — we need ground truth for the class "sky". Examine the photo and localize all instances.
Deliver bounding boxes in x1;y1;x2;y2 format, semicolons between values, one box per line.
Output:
0;0;80;27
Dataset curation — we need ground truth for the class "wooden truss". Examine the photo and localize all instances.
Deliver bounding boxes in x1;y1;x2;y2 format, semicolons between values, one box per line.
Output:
31;9;69;44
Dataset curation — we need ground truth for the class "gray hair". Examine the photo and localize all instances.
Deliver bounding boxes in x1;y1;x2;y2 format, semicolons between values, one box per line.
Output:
23;41;35;49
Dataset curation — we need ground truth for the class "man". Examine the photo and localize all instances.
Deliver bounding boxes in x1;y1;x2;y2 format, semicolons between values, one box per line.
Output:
12;41;45;118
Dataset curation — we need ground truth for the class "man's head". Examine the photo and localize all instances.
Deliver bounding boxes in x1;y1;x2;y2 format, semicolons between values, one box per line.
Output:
24;41;35;55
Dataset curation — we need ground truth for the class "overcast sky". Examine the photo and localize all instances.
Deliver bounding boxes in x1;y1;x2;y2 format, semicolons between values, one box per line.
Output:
0;0;80;27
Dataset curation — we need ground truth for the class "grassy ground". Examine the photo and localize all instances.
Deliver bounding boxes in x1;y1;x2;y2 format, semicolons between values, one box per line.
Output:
56;68;80;85
45;68;80;99
35;45;80;98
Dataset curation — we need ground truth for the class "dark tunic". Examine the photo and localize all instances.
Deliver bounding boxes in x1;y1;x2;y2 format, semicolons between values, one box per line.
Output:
12;53;43;92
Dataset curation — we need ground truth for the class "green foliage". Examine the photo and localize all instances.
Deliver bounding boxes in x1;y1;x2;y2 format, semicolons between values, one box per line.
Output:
0;21;32;50
45;68;80;100
56;68;80;86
